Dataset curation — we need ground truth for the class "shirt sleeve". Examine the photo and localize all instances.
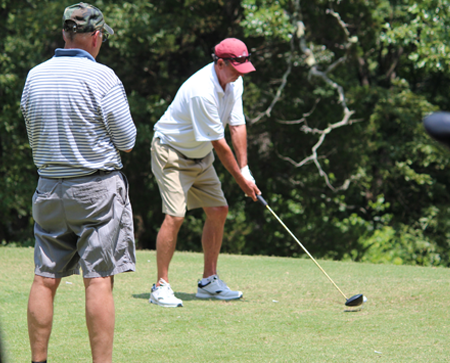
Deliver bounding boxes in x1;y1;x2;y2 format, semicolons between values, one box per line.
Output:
228;77;246;126
189;95;225;141
101;82;137;151
21;74;34;149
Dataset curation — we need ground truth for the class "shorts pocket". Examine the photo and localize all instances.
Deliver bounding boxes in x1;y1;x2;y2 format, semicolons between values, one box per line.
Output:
152;140;169;171
115;173;129;206
33;189;51;203
32;179;58;204
32;190;53;217
32;180;60;227
72;180;108;204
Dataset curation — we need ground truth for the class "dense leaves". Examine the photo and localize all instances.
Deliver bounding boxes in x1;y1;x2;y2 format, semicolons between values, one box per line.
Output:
2;0;450;266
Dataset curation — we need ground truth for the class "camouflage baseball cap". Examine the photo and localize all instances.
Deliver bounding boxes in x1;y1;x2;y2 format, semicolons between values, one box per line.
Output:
62;2;114;35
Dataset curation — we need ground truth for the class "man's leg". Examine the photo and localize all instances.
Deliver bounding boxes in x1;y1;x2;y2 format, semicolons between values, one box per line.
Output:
196;205;243;300
156;214;185;284
201;206;228;278
84;276;115;363
28;275;61;362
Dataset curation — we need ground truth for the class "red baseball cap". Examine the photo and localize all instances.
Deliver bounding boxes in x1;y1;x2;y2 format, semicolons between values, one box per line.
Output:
214;38;256;74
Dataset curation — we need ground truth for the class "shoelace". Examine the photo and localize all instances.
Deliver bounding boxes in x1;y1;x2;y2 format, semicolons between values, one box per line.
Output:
213;277;229;290
158;278;175;296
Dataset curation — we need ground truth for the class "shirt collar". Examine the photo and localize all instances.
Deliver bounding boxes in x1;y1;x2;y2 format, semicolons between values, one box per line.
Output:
54;48;96;62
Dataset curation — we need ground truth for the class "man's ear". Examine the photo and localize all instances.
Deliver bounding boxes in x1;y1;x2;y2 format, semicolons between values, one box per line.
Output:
92;30;100;47
216;58;226;68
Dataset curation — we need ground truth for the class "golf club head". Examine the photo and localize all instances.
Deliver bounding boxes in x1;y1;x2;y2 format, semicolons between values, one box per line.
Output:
345;294;364;307
423;111;450;148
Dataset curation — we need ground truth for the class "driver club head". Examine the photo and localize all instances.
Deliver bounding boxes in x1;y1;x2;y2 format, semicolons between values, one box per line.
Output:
345;294;365;307
256;194;369;310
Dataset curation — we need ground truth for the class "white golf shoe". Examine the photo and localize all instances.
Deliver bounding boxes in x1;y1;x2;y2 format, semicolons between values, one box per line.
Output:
196;275;243;300
149;278;183;307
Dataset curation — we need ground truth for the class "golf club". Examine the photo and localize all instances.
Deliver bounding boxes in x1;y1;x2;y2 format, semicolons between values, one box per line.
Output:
256;195;366;307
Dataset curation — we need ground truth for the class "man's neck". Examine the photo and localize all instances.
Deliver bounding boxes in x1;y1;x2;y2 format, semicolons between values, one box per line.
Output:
214;63;227;91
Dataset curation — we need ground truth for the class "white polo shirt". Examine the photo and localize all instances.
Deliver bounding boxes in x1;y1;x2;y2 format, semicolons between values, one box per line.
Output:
154;62;246;159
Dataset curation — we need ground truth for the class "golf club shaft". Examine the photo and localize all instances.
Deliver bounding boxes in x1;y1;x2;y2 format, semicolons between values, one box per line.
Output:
257;195;348;300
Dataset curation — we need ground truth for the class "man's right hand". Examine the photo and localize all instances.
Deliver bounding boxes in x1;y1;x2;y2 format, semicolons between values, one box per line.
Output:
211;138;260;201
237;178;260;201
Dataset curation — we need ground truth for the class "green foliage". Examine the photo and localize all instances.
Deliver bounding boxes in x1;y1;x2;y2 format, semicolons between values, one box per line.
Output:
0;0;62;243
359;224;440;266
241;0;295;41
3;0;450;267
382;0;450;72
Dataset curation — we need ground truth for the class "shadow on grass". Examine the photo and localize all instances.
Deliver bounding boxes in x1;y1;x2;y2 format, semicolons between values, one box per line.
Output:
132;292;197;301
131;292;245;303
176;292;199;301
132;293;150;300
344;307;365;313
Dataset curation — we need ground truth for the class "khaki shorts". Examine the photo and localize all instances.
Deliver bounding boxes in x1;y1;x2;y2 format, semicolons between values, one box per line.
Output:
32;171;136;278
151;137;227;217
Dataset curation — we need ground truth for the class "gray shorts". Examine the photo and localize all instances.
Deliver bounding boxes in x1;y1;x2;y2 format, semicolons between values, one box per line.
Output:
151;137;227;217
32;171;136;278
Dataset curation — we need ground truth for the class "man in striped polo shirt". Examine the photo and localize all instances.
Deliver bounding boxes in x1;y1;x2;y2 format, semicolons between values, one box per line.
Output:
20;3;136;363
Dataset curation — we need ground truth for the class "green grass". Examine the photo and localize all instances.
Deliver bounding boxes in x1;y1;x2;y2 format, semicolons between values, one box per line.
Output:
1;247;449;362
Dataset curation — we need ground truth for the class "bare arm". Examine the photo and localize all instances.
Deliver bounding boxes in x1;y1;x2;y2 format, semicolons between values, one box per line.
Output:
211;138;260;201
229;124;247;168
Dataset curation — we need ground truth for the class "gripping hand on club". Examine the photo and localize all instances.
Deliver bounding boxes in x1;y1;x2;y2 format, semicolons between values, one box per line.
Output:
240;165;255;183
212;138;260;201
236;178;260;201
240;165;260;200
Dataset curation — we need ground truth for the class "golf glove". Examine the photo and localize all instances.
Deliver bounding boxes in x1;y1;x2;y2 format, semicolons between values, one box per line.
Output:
240;165;255;184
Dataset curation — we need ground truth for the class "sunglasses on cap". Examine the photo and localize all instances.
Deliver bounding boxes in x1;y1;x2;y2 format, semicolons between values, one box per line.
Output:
91;29;109;43
213;54;251;63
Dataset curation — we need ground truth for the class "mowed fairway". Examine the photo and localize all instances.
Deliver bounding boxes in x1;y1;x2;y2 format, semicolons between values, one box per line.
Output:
1;247;449;362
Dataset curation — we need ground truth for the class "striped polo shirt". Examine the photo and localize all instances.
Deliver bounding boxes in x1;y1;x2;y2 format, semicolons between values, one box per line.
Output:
21;48;136;178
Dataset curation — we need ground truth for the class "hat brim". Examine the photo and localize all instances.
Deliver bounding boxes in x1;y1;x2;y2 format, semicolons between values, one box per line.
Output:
104;23;114;35
231;61;256;74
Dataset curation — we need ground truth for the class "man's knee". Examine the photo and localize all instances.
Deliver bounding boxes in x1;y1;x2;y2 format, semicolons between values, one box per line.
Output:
33;275;61;293
159;214;184;235
162;214;185;232
83;276;114;293
204;206;228;221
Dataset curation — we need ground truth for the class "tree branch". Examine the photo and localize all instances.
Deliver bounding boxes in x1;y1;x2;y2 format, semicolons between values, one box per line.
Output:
248;36;295;125
276;98;320;125
281;6;360;191
249;3;361;191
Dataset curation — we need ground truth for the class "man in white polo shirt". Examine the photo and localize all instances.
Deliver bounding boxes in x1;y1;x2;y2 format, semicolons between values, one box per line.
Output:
150;38;260;307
